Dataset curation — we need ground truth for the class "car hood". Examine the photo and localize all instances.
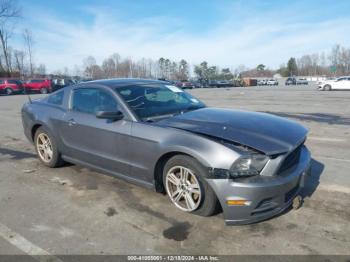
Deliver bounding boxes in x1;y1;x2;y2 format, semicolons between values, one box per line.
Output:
156;108;308;155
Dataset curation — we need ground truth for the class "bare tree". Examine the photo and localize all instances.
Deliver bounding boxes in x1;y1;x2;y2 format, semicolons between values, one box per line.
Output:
23;28;34;77
0;0;20;76
101;57;115;78
37;63;46;75
0;0;21;21
13;49;25;76
0;27;12;75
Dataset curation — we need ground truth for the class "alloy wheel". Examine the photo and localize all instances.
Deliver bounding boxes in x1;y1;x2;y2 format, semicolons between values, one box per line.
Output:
36;133;53;163
165;166;202;212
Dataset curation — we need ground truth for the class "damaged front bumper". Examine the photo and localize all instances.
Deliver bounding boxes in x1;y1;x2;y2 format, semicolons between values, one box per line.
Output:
207;146;311;225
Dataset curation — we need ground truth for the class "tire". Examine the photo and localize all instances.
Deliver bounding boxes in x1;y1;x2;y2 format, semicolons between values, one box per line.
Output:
163;155;220;217
324;84;332;91
40;88;48;94
5;87;13;95
34;127;64;168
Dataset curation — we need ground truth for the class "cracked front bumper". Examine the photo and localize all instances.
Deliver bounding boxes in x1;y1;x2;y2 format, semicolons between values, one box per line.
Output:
207;146;311;225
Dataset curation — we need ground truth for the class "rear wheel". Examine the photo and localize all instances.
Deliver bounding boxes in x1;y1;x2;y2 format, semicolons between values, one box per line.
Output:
40;88;48;94
5;87;13;95
163;155;220;217
34;127;64;167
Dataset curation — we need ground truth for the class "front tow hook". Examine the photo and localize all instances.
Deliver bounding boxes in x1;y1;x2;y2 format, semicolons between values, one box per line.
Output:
292;195;303;210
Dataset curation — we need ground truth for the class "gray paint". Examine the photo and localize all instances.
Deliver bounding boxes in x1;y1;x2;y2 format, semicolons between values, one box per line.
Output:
21;79;311;224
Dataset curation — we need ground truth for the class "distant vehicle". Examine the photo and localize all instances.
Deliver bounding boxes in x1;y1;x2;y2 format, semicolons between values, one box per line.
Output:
257;79;267;86
24;79;52;94
317;77;335;87
285;77;297;85
176;81;194;89
296;78;308;85
192;81;203;88
52;78;75;92
208;80;232;88
208;80;218;88
266;79;278;86
216;80;232;88
318;76;350;91
0;79;24;95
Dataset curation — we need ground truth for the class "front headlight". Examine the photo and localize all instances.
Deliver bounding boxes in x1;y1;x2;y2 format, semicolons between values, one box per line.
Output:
229;154;269;178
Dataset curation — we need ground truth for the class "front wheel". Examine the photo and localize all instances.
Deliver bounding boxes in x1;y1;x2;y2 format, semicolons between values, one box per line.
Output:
163;155;220;217
324;84;332;91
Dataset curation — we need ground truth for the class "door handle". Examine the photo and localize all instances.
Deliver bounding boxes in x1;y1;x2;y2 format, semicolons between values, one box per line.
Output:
68;119;77;126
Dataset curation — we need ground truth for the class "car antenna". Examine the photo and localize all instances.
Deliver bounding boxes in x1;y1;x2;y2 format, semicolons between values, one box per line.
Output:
25;90;32;104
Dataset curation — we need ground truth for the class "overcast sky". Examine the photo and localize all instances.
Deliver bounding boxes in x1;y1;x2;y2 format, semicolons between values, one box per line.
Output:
13;0;350;72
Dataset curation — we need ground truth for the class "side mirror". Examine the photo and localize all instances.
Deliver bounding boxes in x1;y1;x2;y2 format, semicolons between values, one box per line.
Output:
96;111;124;121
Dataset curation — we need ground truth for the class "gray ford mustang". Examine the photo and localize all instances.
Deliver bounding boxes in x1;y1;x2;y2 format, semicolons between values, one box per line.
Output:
21;79;311;225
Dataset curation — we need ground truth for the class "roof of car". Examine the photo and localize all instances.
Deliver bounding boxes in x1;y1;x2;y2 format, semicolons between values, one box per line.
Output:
87;78;167;88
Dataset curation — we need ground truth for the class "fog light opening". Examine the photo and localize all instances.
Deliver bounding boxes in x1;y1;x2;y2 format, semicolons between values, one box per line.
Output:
226;199;251;206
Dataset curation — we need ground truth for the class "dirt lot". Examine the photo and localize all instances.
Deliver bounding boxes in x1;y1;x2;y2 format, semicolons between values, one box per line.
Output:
0;84;349;256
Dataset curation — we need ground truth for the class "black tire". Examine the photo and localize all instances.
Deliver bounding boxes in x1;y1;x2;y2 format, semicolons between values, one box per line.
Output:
34;127;65;168
324;84;332;91
163;155;220;217
5;87;13;95
40;88;48;94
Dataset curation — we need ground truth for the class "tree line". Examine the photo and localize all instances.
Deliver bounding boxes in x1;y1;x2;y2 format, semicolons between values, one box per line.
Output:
81;55;239;81
82;44;350;81
1;0;350;80
277;45;350;77
81;55;191;80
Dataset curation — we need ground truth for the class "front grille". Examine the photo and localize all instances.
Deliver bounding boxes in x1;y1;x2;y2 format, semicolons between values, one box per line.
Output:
278;143;303;174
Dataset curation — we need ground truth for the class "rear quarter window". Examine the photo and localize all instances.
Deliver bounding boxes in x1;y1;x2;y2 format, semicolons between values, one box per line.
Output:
47;90;64;106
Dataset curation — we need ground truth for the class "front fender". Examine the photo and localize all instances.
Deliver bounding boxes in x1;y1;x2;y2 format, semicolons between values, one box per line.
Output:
158;132;240;170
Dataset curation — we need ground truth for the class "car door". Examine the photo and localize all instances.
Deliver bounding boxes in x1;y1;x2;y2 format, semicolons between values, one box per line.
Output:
60;86;132;176
333;78;345;89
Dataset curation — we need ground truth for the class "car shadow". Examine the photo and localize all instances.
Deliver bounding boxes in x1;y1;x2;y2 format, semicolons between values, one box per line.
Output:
0;147;36;160
261;111;350;126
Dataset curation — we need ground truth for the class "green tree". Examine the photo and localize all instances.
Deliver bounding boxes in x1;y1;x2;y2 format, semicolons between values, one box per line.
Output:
287;57;298;76
158;57;165;78
277;64;289;77
194;61;210;80
220;68;233;80
208;66;218;80
164;58;170;79
257;64;266;71
178;59;189;80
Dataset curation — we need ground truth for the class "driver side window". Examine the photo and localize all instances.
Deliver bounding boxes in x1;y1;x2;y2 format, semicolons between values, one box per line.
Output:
72;88;118;115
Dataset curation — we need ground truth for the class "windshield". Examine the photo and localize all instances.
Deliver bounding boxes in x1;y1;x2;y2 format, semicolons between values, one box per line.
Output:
115;84;205;121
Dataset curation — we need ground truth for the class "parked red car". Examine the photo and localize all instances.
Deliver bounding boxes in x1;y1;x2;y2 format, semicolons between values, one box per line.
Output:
24;79;52;94
0;79;24;95
175;81;194;89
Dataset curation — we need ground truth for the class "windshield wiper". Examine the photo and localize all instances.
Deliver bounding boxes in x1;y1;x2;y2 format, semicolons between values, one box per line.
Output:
187;105;203;111
143;106;204;122
143;113;177;122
